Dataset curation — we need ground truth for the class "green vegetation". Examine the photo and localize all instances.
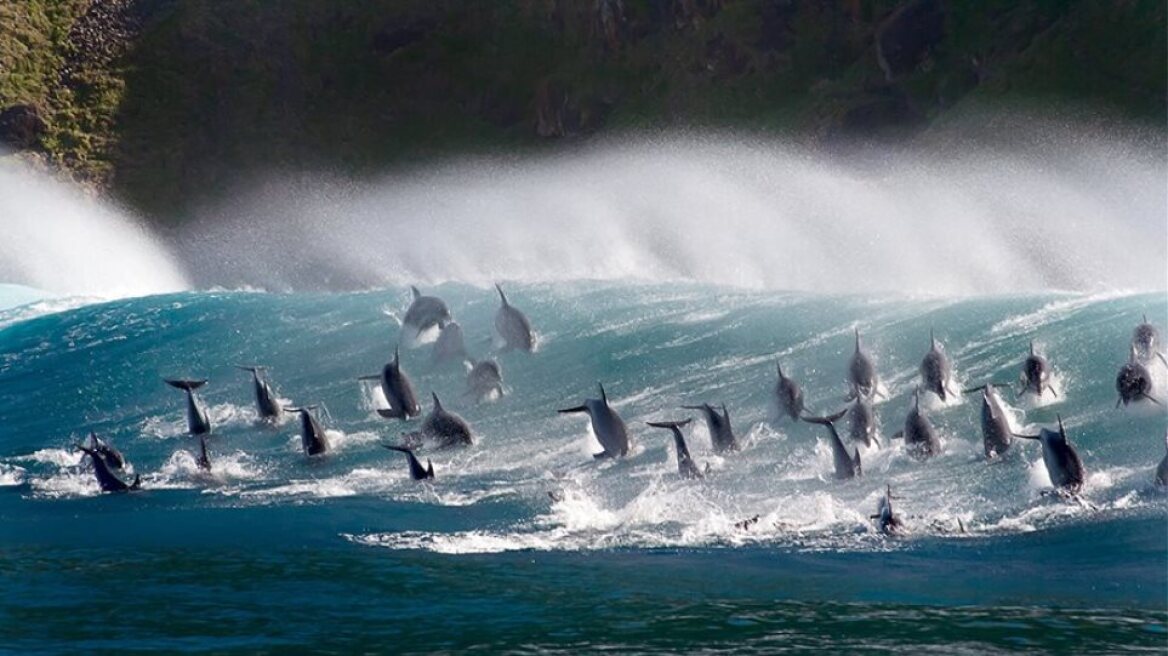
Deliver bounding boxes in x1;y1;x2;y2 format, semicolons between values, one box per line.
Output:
0;0;1164;221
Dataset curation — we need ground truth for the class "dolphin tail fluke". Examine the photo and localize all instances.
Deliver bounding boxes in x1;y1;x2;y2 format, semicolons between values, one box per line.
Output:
375;408;403;419
558;405;588;414
425;460;435;479
801;409;848;426
592;451;612;460
164;379;207;391
382;444;413;455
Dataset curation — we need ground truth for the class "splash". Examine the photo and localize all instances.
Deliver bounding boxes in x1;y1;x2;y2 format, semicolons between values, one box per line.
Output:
0;163;189;299
176;129;1166;295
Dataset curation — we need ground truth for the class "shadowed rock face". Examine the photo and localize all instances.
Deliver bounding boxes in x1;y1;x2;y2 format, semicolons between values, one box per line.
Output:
0;105;46;149
877;0;945;81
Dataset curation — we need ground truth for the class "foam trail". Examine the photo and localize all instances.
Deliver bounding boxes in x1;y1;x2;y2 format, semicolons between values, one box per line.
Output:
0;164;189;299
177;131;1165;295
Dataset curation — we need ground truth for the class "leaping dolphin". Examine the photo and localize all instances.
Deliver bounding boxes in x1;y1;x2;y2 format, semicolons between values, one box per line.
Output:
236;366;282;420
893;389;941;460
75;443;141;492
774;362;806;422
919;329;954;402
1132;314;1168;366
870;484;904;535
1156;432;1168;488
382;444;434;480
431;320;468;366
965;384;1013;458
402;286;451;337
164;378;211;435
1013;415;1085;494
1116;346;1160;407
408;393;475;449
845;396;880;449
359;347;421;419
680;402;739;453
801;410;862;480
86;432;125;470
848;328;882;399
494;284;535;352
646;419;704;479
1019;342;1056;398
286;405;330;456
464;358;504;402
559;383;631;459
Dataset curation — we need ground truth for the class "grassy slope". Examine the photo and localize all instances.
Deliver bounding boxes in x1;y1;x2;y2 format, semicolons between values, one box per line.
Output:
1;0;1164;220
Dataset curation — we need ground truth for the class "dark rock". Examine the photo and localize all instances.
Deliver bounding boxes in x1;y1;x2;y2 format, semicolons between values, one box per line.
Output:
372;21;434;56
876;0;945;81
824;86;925;143
0;105;47;150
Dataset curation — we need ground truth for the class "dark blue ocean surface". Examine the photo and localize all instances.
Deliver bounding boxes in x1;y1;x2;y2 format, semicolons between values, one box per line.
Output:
1;283;1165;653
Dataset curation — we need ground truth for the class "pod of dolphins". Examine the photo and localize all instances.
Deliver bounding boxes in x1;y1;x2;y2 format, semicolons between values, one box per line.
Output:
69;290;1167;537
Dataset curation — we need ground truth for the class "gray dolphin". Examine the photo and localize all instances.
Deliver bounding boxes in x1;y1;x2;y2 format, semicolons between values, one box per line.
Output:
360;347;421;419
848;328;882;399
893;389;941;459
164;378;212;435
1019;342;1056;398
558;383;631;459
286;405;330;456
195;434;212;472
1132;314;1168;366
494;284;535;352
431;320;468;366
870;484;904;535
465;358;504;402
646;419;704;479
409;393;475;449
801;410;862;480
774;362;805;421
236;366;282;420
919;329;954;402
382;444;435;480
680;402;739;453
1116;347;1160;407
402;286;451;337
1156;432;1168;487
846;396;880;449
87;432;125;470
965;384;1013;458
76;443;141;493
1013;415;1085;494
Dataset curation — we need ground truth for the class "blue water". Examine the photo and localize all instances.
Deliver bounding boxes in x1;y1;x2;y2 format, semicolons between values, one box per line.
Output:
1;283;1165;653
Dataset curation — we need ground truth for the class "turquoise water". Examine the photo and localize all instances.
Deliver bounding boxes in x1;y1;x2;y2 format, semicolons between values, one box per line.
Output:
1;283;1166;653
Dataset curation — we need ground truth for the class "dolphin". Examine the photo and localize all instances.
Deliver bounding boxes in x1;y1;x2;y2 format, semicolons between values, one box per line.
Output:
382;444;435;480
86;432;125;470
801;410;862;480
1019;342;1056;398
164;379;212;435
465;358;504;402
431;320;468;366
646;419;704;479
1013;415;1085;494
75;444;140;492
965;384;1013;458
893;389;941;459
848;328;881;399
236;366;281;420
402;286;451;337
559;383;631;459
919;329;954;402
1132;314;1168;366
1156;432;1168;487
680;402;739;453
359;347;421;419
195;434;212;472
1116;347;1160;407
845;396;880;449
494;284;535;352
286;406;330;456
870;484;904;535
409;393;475;449
774;362;805;421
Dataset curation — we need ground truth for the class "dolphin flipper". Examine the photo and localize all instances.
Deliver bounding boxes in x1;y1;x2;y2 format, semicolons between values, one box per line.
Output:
558;405;589;414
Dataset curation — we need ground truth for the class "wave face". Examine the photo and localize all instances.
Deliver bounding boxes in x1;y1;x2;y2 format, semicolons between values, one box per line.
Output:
0;165;189;299
176;134;1167;295
1;283;1165;651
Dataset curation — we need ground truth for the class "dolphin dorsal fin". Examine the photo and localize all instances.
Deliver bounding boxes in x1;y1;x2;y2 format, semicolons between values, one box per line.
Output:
930;328;936;349
598;383;608;404
721;403;730;422
913;387;921;411
777;362;784;378
411;286;421;300
432;392;443;410
495;283;508;306
1056;413;1066;440
854;327;861;352
1029;340;1035;356
393;346;401;367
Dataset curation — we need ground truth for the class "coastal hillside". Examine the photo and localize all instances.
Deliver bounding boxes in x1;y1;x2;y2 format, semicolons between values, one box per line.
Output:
1;0;1164;219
